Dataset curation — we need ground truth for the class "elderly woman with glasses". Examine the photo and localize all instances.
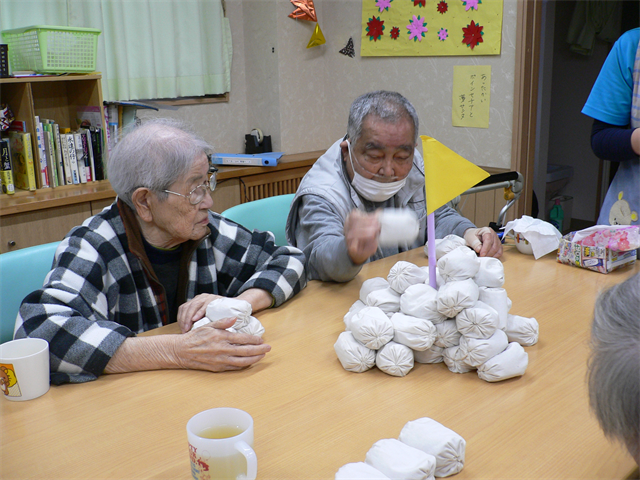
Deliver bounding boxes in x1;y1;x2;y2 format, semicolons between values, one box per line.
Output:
14;119;306;385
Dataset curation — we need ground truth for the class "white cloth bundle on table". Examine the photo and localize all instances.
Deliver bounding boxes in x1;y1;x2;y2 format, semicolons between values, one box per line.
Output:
390;313;436;351
398;417;466;477
401;283;446;324
477;342;528;382
436;279;479;318
387;261;429;294
335;462;391;480
366;287;402;317
442;346;475;374
378;208;420;248
204;297;253;329
477;286;509;331
506;296;513;311
365;438;436;480
420;266;445;288
473;256;505;287
375;341;415;377
455;301;499;339
350;306;395;350
437;246;481;283
334;331;376;373
360;277;390;304
424;234;467;260
506;314;539;346
433;320;462;348
236;316;265;337
414;345;444;364
344;300;366;330
458;329;509;367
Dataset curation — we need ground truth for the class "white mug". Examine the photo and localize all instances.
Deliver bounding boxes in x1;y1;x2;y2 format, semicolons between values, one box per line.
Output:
0;338;50;401
187;407;257;480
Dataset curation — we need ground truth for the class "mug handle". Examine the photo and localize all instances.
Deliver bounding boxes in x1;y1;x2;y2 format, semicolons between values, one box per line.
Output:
234;440;257;480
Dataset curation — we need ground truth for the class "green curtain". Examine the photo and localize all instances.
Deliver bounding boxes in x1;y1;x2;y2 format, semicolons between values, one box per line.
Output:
1;0;232;102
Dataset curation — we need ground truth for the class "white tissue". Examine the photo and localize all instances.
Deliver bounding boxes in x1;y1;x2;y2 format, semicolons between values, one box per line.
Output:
437;246;481;283
503;216;562;259
360;277;390;304
506;314;539;346
455;301;499;339
205;297;253;329
458;329;509;367
477;342;528;382
334;331;376;373
433;320;462;348
236;316;265;337
365;438;436;480
335;462;391;480
400;283;446;324
365;287;402;317
473;257;505;287
388;261;429;294
390;313;436;351
375;341;415;377
378;208;420;248
436;279;479;318
398;417;466;477
442;346;475;374
350;306;395;350
477;287;509;331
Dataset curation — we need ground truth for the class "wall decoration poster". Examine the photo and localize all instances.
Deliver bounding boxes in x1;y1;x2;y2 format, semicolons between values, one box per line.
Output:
361;0;503;56
452;65;491;128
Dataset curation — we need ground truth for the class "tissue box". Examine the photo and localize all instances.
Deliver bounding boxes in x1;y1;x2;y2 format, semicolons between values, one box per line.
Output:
557;232;637;274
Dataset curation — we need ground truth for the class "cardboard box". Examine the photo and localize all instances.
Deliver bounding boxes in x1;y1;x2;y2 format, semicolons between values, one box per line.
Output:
557;232;637;274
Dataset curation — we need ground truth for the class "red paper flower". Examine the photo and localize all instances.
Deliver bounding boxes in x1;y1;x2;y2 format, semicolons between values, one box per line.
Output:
414;0;426;7
390;26;400;39
367;16;385;41
437;1;448;13
462;20;483;49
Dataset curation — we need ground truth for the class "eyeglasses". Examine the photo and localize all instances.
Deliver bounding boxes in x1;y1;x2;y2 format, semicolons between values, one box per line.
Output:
163;168;218;205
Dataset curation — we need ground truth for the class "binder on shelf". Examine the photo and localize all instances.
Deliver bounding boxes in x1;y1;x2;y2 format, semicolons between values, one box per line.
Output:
210;152;283;167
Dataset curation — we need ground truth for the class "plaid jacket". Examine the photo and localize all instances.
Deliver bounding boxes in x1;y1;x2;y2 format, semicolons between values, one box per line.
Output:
15;201;306;384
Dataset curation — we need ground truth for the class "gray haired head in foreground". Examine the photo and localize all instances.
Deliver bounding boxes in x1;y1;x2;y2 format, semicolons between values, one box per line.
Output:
107;118;213;209
346;90;419;145
588;272;640;465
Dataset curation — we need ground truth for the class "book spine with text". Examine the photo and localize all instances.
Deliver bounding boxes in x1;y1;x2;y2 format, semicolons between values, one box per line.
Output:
65;133;80;185
7;131;36;191
0;138;16;195
34;117;49;188
73;132;88;183
52;123;66;186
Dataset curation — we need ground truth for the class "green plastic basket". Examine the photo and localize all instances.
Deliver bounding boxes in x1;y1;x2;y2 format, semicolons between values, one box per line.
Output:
1;25;101;74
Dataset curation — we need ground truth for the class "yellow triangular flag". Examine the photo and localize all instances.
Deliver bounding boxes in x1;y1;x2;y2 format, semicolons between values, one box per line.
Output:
306;23;326;48
421;135;490;215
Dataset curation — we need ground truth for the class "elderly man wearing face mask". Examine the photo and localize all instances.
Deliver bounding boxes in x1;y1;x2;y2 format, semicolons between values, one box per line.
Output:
286;90;502;283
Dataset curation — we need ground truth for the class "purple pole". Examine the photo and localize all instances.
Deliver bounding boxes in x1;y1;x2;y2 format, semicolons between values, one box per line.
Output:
427;212;437;288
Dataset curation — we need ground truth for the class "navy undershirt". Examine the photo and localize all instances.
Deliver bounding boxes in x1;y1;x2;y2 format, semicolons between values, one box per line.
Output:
590;119;639;161
142;237;183;324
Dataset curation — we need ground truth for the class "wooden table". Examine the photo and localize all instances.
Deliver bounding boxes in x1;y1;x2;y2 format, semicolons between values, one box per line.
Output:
2;246;638;479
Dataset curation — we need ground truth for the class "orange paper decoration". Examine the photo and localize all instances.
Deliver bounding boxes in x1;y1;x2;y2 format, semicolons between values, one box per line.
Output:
289;0;317;22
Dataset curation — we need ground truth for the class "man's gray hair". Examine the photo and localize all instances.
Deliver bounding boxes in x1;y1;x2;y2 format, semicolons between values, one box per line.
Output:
107;118;213;209
346;91;419;145
588;272;640;461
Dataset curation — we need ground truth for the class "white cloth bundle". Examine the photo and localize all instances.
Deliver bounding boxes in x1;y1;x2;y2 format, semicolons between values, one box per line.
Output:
360;277;390;304
390;312;436;351
420;267;445;288
204;297;253;329
458;329;509;367
473;256;505;287
350;306;395;350
455;301;499;339
335;462;391;480
442;346;475;374
414;345;444;364
436;279;479;318
398;417;466;477
375;341;415;377
400;283;446;324
506;314;539;346
365;287;402;317
477;286;509;331
344;300;366;330
334;331;376;373
387;261;429;294
477;342;528;382
365;438;436;480
236;316;265;337
424;234;467;260
437;246;481;283
433;320;461;348
378;208;420;248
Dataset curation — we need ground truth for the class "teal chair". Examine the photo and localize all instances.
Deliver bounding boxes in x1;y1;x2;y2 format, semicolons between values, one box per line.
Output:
0;241;60;344
221;194;295;246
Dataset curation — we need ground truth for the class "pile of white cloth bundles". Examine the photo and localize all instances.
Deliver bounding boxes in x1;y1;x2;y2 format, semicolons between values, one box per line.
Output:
335;417;465;479
334;235;537;382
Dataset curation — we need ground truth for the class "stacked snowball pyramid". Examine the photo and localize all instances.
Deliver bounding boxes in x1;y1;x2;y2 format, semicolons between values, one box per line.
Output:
334;235;538;382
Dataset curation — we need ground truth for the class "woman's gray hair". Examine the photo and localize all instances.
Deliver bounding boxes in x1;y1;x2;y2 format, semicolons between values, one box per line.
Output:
588;272;640;460
107;118;213;209
346;91;419;145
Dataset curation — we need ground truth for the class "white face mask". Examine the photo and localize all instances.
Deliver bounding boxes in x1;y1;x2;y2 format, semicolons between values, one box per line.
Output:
346;140;407;202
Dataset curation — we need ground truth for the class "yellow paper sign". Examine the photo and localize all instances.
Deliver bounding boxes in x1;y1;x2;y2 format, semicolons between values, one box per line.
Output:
452;65;491;128
421;135;489;215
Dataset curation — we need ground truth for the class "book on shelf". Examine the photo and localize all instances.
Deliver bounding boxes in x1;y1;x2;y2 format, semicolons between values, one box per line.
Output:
6;131;36;192
43;129;59;187
52;123;68;185
80;129;96;182
8;120;27;133
73;132;88;183
34;116;49;188
88;126;104;180
0;138;16;195
64;132;81;185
